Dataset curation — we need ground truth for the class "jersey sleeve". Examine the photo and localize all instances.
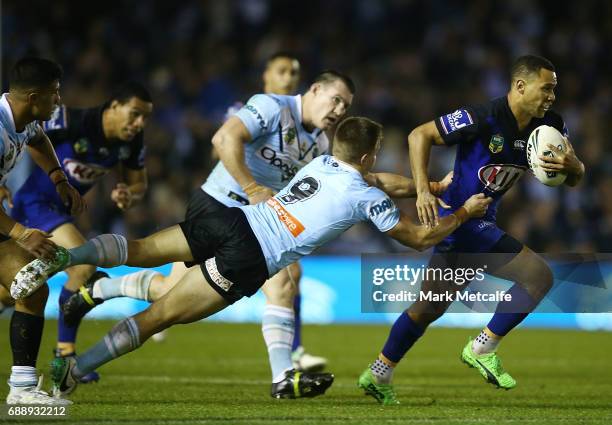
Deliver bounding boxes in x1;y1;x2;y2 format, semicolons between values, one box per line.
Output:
42;105;76;144
25;123;44;145
434;106;481;145
234;94;281;141
357;187;400;232
547;111;569;138
122;133;146;169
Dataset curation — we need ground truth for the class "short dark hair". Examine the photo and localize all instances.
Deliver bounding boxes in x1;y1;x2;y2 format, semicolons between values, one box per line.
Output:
266;51;300;66
333;116;382;162
9;57;63;91
311;70;355;94
110;81;152;104
511;55;555;82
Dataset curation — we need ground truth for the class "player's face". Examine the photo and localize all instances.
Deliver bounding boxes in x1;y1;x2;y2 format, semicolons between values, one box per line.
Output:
264;58;300;95
112;97;153;141
31;80;61;121
308;80;353;130
523;69;557;118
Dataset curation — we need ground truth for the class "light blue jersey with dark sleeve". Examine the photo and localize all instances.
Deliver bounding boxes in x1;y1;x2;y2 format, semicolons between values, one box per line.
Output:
202;94;329;207
240;155;400;275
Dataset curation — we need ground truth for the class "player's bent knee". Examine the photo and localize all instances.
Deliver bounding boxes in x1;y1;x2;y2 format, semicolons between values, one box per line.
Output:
15;283;49;315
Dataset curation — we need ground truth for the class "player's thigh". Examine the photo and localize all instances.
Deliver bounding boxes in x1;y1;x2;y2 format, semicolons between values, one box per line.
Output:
164;261;192;287
51;223;96;286
128;225;194;268
0;284;14;307
0;239;34;289
491;245;553;297
261;264;299;307
143;266;228;326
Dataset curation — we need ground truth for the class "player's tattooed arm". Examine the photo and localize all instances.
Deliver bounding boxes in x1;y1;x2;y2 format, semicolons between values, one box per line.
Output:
408;121;446;226
212;116;274;203
364;171;453;199
386;194;492;251
538;138;585;187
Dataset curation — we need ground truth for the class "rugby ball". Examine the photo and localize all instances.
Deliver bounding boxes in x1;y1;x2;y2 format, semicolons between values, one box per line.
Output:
526;125;567;186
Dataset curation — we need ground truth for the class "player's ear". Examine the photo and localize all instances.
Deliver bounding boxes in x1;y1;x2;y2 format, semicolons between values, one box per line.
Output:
26;91;39;105
110;100;120;109
516;79;526;95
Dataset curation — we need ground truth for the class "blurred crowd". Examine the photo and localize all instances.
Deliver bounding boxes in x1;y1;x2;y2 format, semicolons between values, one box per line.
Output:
2;0;610;253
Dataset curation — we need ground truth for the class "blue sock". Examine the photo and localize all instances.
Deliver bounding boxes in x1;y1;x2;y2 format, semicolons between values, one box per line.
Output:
381;312;425;363
73;317;141;379
487;283;537;336
57;287;79;348
292;294;302;351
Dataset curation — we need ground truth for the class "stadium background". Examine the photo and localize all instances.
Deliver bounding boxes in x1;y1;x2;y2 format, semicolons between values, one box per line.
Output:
1;1;611;330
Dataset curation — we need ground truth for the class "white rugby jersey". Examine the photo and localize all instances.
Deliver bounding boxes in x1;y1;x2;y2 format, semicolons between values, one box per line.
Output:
240;155;400;275
202;94;329;207
0;94;41;184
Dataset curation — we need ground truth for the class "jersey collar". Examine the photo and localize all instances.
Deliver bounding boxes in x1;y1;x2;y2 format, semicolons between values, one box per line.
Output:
0;93;20;134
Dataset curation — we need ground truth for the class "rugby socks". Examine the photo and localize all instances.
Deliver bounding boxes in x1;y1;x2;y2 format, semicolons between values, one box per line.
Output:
73;317;141;379
486;283;537;337
292;294;302;351
9;311;44;387
381;312;425;363
57;287;79;347
262;305;295;383
92;270;159;301
370;357;395;384
471;327;501;355
68;234;128;268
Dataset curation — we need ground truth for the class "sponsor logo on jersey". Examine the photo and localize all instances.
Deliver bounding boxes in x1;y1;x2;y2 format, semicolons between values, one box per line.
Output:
283;127;297;145
266;198;305;237
488;134;504;153
204;257;234;292
73;138;89;154
477;164;526;193
369;198;394;217
513;139;526;150
98;147;110;157
119;146;131;160
244;104;267;130
260;146;299;182
63;158;110;184
439;109;474;135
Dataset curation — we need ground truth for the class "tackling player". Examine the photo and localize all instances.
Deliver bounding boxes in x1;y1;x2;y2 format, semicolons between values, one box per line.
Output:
358;55;585;405
12;116;492;401
10;81;153;383
1;57;84;405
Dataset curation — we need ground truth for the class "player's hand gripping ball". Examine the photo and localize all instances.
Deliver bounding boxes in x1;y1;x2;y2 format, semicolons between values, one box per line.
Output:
526;125;568;186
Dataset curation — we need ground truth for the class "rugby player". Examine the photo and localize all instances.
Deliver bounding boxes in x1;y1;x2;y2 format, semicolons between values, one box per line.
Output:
358;55;585;405
13;116;492;401
1;57;84;405
10;81;153;384
61;66;350;390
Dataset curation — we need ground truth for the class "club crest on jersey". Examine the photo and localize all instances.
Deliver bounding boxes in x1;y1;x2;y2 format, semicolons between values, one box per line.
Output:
73;138;89;154
488;134;504;154
439;109;474;135
478;164;526;193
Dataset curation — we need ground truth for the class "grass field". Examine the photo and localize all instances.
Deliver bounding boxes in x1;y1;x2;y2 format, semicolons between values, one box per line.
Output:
0;320;610;424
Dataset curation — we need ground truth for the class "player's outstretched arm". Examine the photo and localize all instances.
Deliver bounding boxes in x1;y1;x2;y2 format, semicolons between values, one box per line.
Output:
365;170;453;198
386;194;492;251
408;121;446;227
212;116;274;204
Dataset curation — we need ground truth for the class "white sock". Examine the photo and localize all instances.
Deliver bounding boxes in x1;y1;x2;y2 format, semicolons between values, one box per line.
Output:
262;305;295;383
92;270;159;301
472;329;501;355
9;366;38;388
370;358;394;384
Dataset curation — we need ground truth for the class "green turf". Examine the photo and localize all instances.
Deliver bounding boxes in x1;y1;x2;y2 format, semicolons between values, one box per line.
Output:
0;320;610;424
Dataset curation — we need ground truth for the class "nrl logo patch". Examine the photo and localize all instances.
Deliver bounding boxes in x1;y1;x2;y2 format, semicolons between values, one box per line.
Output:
73;138;89;154
488;134;504;154
283;127;296;145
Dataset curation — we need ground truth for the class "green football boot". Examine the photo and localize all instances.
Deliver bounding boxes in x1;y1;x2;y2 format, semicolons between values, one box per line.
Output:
461;338;517;389
358;367;399;405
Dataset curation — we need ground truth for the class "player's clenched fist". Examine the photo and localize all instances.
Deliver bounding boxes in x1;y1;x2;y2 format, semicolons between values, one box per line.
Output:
111;183;134;210
9;222;57;259
462;193;493;218
56;180;86;216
